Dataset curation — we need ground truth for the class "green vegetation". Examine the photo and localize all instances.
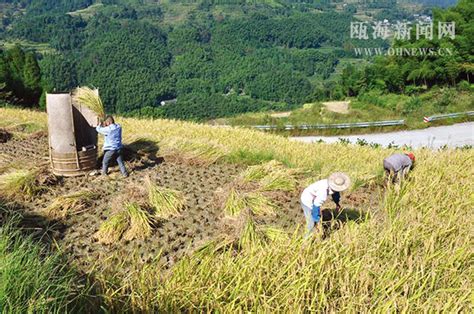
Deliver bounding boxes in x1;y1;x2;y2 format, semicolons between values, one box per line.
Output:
244;193;276;216
0;203;94;312
224;87;473;133
2;1;470;123
339;1;473;97
1;0;380;119
0;45;42;106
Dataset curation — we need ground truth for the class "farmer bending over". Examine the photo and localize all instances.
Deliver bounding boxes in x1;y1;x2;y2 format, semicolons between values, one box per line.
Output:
300;172;350;236
96;115;128;177
383;152;415;183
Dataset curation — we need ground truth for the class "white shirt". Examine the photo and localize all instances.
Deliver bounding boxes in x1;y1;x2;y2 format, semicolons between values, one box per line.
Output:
301;179;330;208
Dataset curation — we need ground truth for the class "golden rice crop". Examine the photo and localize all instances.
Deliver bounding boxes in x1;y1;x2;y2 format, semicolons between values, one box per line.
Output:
72;86;105;119
95;211;129;245
263;226;289;242
44;190;96;219
146;177;185;219
123;202;153;241
160;137;228;166
1;107;473;312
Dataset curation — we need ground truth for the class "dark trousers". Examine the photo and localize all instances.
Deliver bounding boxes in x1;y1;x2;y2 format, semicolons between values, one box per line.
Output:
102;149;128;176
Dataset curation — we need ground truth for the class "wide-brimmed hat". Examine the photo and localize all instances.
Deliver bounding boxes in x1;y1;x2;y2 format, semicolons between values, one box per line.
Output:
328;172;351;192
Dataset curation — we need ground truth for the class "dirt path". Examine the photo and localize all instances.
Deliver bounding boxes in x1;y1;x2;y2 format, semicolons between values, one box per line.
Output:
270;111;292;118
322;101;350;114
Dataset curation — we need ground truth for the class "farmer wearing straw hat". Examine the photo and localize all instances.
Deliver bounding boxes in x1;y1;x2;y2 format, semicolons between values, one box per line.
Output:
300;172;351;236
383;152;415;183
96;115;128;177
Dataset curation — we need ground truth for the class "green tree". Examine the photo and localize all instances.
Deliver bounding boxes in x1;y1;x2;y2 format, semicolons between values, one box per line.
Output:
22;52;42;104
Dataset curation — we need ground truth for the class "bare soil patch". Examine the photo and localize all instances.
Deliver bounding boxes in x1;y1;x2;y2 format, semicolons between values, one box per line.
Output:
270;111;292;118
322;101;350;114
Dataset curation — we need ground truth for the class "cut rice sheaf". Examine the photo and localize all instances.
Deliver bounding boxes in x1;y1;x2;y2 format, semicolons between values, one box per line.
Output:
72;86;106;119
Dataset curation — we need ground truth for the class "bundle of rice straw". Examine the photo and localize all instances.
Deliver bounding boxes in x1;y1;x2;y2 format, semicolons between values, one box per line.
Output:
72;86;105;119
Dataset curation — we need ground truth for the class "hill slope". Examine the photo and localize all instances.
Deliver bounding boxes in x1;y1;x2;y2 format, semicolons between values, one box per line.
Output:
0;107;472;311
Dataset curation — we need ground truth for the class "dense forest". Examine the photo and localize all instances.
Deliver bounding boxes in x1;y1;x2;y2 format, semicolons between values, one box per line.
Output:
0;0;470;120
339;0;472;98
0;45;42;106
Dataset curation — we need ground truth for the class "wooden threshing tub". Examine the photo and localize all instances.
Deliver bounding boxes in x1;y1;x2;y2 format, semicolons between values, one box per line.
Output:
46;93;99;176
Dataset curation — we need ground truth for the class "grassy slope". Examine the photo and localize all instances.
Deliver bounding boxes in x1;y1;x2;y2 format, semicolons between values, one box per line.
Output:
0;107;473;311
222;88;474;134
0;210;94;312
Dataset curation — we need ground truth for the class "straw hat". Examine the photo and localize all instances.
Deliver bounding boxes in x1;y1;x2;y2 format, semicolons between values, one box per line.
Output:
328;172;351;192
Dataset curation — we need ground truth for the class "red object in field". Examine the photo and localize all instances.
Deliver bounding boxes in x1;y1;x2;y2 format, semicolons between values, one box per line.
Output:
423;116;430;123
406;152;415;162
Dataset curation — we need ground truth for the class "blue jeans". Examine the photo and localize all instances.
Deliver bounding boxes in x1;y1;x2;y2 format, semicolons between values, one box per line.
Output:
302;203;321;236
102;149;128;176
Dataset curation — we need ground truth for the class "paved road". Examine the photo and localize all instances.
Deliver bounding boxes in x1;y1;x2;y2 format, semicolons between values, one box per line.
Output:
291;122;474;148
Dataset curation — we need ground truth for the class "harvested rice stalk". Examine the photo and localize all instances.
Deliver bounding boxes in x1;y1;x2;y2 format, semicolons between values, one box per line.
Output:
0;161;21;175
238;216;266;250
195;237;234;256
263;226;289;243
146;177;185;219
44;190;96;219
123;202;153;241
72;86;105;119
95;211;129;245
223;188;247;217
242;165;268;182
260;170;297;192
0;168;41;199
241;160;299;191
245;193;276;216
241;160;283;182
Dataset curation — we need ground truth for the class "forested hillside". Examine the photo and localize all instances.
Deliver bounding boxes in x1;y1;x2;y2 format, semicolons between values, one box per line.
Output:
339;0;472;97
0;0;471;120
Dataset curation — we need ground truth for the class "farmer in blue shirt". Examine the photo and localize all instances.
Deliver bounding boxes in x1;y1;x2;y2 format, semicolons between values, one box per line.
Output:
96;115;128;177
